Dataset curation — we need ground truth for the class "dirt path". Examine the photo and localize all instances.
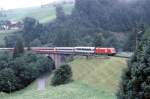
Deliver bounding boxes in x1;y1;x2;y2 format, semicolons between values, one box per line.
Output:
37;76;47;90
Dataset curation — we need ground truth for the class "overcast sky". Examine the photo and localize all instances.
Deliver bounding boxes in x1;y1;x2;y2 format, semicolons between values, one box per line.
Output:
0;0;133;10
0;0;61;10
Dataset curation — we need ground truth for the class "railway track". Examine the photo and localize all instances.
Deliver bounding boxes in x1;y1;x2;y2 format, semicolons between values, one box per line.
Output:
114;52;133;58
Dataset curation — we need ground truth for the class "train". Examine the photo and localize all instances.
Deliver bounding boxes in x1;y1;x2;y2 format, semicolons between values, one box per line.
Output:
0;47;116;56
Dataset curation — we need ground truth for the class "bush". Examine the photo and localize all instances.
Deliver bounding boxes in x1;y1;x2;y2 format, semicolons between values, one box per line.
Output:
51;64;72;86
0;51;55;93
0;68;21;92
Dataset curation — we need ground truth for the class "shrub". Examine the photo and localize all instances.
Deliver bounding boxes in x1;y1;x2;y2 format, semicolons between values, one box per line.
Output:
0;68;20;93
51;64;72;86
36;56;55;74
0;51;55;93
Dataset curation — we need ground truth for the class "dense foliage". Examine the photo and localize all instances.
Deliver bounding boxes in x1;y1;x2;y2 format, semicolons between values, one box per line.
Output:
124;24;145;51
51;64;72;86
13;37;24;58
93;33;104;47
5;0;150;50
0;51;55;93
118;31;150;98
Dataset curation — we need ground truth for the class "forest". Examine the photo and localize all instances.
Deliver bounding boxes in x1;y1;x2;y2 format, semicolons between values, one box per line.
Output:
4;0;150;51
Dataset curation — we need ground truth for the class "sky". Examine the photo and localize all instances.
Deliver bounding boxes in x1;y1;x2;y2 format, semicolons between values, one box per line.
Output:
0;0;61;10
0;0;132;10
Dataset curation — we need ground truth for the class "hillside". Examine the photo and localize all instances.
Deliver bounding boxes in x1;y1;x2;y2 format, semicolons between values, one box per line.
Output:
0;57;127;99
0;3;74;46
70;57;127;91
0;30;18;46
0;3;74;23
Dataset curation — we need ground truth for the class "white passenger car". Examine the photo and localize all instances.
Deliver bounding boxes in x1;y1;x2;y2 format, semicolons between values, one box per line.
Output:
74;47;95;54
55;47;74;53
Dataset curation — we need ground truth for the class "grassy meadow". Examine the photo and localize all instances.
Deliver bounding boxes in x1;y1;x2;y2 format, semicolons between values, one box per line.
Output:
0;30;18;45
70;57;127;92
1;4;74;23
0;57;127;99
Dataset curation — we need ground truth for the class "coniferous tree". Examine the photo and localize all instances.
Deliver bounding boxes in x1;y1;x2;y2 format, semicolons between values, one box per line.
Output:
55;5;66;21
13;38;24;58
118;27;150;99
93;33;104;47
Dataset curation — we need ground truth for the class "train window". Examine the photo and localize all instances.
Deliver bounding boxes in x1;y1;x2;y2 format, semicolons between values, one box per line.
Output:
58;49;73;50
76;48;93;51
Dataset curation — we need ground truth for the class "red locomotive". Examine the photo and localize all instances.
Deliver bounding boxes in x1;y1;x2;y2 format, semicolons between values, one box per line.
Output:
95;48;116;56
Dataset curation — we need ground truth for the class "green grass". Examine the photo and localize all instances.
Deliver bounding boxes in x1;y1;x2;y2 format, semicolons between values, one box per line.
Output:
0;57;127;99
0;30;17;45
1;4;74;23
70;57;127;92
0;81;115;99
